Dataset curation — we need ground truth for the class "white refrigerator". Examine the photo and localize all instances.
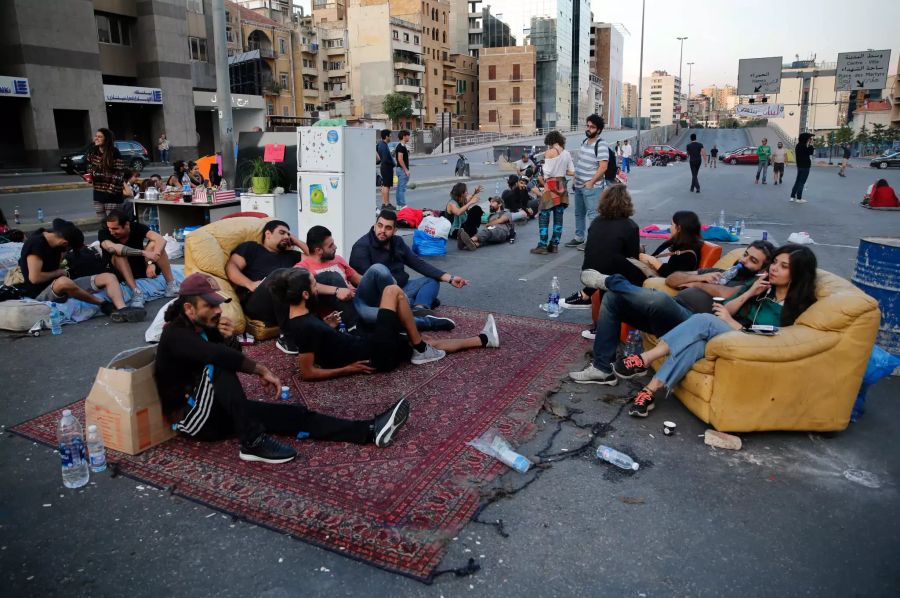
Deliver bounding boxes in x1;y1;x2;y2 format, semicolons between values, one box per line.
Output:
296;126;375;257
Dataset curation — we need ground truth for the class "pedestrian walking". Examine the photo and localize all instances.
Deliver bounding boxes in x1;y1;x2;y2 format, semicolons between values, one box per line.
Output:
685;134;706;193
790;133;815;203
839;143;851;177
755;138;771;184
771;141;786;185
621;140;633;173
157;133;170;165
87;128;125;222
376;129;396;211
708;145;718;167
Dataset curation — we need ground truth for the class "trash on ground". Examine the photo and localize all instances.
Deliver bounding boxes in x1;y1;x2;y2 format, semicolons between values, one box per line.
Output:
663;421;677;436
468;429;532;473
786;232;815;244
704;429;742;450
596;445;639;471
621;496;646;504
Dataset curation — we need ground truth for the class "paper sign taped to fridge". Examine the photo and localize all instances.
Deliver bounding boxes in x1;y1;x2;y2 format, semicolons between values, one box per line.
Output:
264;144;285;162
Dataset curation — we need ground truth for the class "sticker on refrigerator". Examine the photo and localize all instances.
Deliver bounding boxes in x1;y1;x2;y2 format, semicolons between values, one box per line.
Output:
327;130;339;144
329;177;339;189
309;184;328;214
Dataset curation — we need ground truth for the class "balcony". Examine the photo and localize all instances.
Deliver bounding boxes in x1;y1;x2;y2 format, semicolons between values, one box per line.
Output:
329;88;350;99
247;45;274;59
299;43;319;54
442;76;455;87
302;86;319;96
395;83;420;94
302;66;317;76
327;66;344;77
324;44;345;56
392;38;419;54
394;53;425;73
509;74;523;82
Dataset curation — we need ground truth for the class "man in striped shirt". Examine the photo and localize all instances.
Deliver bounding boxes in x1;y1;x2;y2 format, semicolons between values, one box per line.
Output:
565;114;609;250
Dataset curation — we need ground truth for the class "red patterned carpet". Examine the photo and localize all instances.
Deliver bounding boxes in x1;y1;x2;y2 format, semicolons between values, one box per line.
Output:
12;307;586;581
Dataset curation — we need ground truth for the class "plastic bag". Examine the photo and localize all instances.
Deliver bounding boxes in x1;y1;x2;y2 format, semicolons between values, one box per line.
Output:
852;346;900;422
163;235;183;260
418;215;451;239
467;429;532;473
411;229;446;256
145;298;176;343
787;232;814;244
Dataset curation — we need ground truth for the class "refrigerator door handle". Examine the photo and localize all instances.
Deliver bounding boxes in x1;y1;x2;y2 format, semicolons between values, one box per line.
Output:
297;174;302;211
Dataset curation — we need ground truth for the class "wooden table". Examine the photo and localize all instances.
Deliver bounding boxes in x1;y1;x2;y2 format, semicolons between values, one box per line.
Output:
133;198;242;234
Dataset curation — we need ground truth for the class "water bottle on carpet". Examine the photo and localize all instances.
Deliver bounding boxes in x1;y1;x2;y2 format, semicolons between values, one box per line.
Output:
596;445;639;471
717;209;726;228
86;424;107;473
58;410;89;488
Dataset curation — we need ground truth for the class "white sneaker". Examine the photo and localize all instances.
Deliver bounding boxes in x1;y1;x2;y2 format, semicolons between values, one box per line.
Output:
568;363;617;385
581;329;596;340
789;197;795;202
795;198;808;204
411;343;446;365
164;280;180;298
129;288;145;309
481;314;500;348
580;269;608;291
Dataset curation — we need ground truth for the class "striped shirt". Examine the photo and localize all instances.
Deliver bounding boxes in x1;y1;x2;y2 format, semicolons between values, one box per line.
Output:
574;136;608;188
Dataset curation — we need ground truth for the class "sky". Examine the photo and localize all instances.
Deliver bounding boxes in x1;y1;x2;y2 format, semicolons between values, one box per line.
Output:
592;0;900;90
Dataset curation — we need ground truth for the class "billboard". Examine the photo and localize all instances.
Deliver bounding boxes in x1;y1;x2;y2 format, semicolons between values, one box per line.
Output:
835;50;892;91
736;103;784;119
737;57;782;95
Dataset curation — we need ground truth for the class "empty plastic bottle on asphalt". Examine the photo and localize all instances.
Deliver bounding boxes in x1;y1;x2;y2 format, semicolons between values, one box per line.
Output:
58;409;89;488
596;445;639;471
37;207;44;223
49;302;62;336
547;276;561;318
738;219;745;236
718;262;743;285
717;210;726;228
86;424;107;473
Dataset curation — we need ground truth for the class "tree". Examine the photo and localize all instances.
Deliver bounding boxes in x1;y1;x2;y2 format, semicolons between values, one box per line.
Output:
383;93;413;129
834;125;854;145
870;123;887;147
856;124;869;148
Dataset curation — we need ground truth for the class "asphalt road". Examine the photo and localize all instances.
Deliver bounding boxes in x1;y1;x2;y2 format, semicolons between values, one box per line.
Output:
1;149;899;597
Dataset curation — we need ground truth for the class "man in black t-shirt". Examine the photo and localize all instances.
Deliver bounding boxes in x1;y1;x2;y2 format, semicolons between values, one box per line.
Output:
376;129;396;211
501;175;538;221
225;220;308;343
685;134;706;193
18;218;144;322
275;268;499;381
395;130;411;208
99;209;178;309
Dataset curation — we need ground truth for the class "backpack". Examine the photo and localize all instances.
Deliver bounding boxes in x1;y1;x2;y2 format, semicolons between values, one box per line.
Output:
592;139;619;183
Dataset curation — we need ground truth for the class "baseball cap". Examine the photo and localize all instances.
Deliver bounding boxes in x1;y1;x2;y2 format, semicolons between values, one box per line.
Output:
179;273;232;305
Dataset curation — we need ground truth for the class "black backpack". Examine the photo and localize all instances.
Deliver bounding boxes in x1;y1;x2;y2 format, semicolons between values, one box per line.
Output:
593;139;619;183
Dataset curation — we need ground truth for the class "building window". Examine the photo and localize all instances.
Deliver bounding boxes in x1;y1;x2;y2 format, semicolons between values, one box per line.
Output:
96;13;132;46
189;37;208;62
282;106;289;116
393;30;399;40
280;38;287;54
414;35;419;44
489;110;497;122
280;73;289;88
512;109;520;125
267;103;274;115
488;88;496;101
404;33;410;42
226;26;236;44
512;87;520;102
186;0;203;13
488;65;496;80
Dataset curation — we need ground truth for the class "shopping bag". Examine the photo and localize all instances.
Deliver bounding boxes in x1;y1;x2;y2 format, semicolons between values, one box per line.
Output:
418;215;451;239
412;229;447;256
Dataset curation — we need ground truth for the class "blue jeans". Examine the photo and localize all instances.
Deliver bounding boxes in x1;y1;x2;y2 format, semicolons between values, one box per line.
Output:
395;168;409;207
572;185;601;241
160;149;169;164
755;158;769;182
591;274;694;372
654;313;733;388
621;157;630;173
402;275;439;309
538;205;565;247
791;167;810;199
353;264;433;330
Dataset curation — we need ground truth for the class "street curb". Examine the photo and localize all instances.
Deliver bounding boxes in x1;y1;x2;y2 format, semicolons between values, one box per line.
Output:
411;172;505;190
0;182;90;194
15;217;100;233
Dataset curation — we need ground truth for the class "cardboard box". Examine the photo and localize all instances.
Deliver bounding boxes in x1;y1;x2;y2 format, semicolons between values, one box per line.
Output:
85;346;176;455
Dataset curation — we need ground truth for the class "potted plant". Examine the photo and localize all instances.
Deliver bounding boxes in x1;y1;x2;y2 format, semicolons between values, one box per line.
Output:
241;156;280;194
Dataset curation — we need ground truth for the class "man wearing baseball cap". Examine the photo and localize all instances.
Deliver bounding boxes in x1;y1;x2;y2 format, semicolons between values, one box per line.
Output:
17;218;145;323
154;273;410;464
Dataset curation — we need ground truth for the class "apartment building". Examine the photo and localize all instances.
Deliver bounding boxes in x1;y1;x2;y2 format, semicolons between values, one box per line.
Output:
588;74;603;120
478;46;536;133
291;13;325;119
452;53;478;131
590;22;623;127
621;82;637;118
701;84;737;111
310;1;351;117
641;70;681;127
776;60;849;139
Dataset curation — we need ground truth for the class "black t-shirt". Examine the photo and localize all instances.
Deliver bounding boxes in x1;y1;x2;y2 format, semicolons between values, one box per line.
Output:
686;141;704;162
843;146;851;159
377;141;395;169
99;221;150;254
710;148;719;157
19;232;64;297
394;143;409;170
653;239;702;277
231;241;300;282
285;314;369;368
502;187;531;212
582;218;640;273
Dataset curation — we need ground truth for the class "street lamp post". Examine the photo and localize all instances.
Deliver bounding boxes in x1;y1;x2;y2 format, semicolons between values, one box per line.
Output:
676;36;687;133
635;0;646;156
686;61;694;126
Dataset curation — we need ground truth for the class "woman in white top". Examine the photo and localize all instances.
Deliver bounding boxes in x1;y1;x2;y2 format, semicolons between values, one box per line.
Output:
531;131;575;254
157;133;170;165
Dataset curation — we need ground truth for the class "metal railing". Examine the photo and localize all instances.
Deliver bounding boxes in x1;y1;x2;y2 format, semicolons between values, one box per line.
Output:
431;124;582;153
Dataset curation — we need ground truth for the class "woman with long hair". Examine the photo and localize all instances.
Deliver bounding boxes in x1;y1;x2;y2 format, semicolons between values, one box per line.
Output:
865;178;899;208
87;128;125;221
445;181;484;243
609;244;818;417
186;160;206;188
166;161;188;188
637;210;703;277
530;130;575;254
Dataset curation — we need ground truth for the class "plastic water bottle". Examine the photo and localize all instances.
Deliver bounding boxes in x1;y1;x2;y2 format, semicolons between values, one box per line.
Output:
495;181;501;197
58;409;89;488
37;207;44;223
182;182;191;203
738;219;745;237
596;445;639;471
49;302;62;336
718;262;743;285
717;209;726;228
14;206;20;224
280;386;290;401
547;276;561;318
86;424;107;473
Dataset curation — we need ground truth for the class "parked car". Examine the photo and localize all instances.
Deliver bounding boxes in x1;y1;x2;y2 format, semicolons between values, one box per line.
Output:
59;140;150;174
870;151;900;169
642;144;687;160
721;147;759;165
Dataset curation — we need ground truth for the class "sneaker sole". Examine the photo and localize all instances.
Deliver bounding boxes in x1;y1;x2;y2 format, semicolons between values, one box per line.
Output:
569;376;618;386
560;300;591;310
613;366;649;380
581;330;596;340
628;402;656;417
238;451;296;464
276;342;299;355
375;400;410;447
411;353;446;365
426;317;456;331
458;230;477;251
111;308;147;323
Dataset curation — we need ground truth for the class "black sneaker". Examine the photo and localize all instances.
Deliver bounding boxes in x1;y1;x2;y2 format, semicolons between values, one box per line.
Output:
99;301;115;316
110;306;147;323
276;334;299;355
422;315;456;331
628;388;656;418
373;399;410;447
412;306;436;318
239;434;297;464
564;238;584;248
560;291;592;310
613;354;648;379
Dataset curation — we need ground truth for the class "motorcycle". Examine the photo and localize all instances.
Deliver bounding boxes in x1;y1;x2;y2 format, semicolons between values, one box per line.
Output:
454;153;470;177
